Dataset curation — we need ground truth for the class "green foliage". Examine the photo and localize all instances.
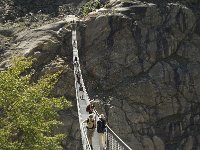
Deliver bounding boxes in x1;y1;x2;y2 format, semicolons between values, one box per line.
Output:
0;57;71;150
80;0;102;16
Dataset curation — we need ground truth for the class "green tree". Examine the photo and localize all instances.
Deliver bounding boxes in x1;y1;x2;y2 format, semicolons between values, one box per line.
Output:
0;57;71;150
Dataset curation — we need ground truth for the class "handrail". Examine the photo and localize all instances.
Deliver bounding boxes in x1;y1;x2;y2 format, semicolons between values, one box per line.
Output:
72;26;91;150
81;122;92;150
74;67;91;150
107;126;132;150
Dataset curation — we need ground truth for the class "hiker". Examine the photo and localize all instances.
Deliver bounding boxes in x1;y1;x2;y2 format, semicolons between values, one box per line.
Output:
73;57;79;69
79;84;84;100
73;40;76;48
74;57;77;61
73;57;78;64
82;114;96;150
86;100;95;114
97;114;107;150
76;71;81;84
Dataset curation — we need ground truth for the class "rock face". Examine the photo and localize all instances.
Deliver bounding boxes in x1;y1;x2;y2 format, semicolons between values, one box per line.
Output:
76;0;200;149
0;0;200;150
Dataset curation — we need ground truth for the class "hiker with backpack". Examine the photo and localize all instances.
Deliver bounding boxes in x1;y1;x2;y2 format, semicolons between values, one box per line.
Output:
82;114;96;150
97;114;107;150
86;100;95;114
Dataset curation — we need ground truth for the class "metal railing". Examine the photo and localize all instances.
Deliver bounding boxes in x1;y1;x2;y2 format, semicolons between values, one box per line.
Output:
72;27;92;150
74;79;91;150
107;126;132;150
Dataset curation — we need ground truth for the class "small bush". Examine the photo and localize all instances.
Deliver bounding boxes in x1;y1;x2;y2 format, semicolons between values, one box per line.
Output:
80;0;103;16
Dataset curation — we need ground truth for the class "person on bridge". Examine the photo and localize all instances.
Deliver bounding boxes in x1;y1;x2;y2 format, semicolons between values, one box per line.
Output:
86;100;95;114
97;114;107;150
73;57;79;68
76;71;81;84
73;40;76;48
82;113;96;150
79;84;84;100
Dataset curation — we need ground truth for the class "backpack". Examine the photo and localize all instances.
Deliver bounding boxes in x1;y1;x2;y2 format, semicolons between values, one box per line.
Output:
86;105;90;112
86;104;94;112
97;119;106;133
87;118;96;129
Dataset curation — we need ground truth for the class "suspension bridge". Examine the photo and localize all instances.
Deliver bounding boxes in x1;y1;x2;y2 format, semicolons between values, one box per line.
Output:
71;19;132;150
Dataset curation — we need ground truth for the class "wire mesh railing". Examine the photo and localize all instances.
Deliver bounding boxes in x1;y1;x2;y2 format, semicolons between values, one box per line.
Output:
107;126;132;150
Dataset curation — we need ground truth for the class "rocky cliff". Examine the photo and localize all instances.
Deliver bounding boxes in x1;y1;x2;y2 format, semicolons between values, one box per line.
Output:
0;0;200;149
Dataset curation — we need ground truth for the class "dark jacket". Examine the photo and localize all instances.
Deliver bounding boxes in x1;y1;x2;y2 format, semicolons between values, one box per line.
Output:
97;118;106;133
